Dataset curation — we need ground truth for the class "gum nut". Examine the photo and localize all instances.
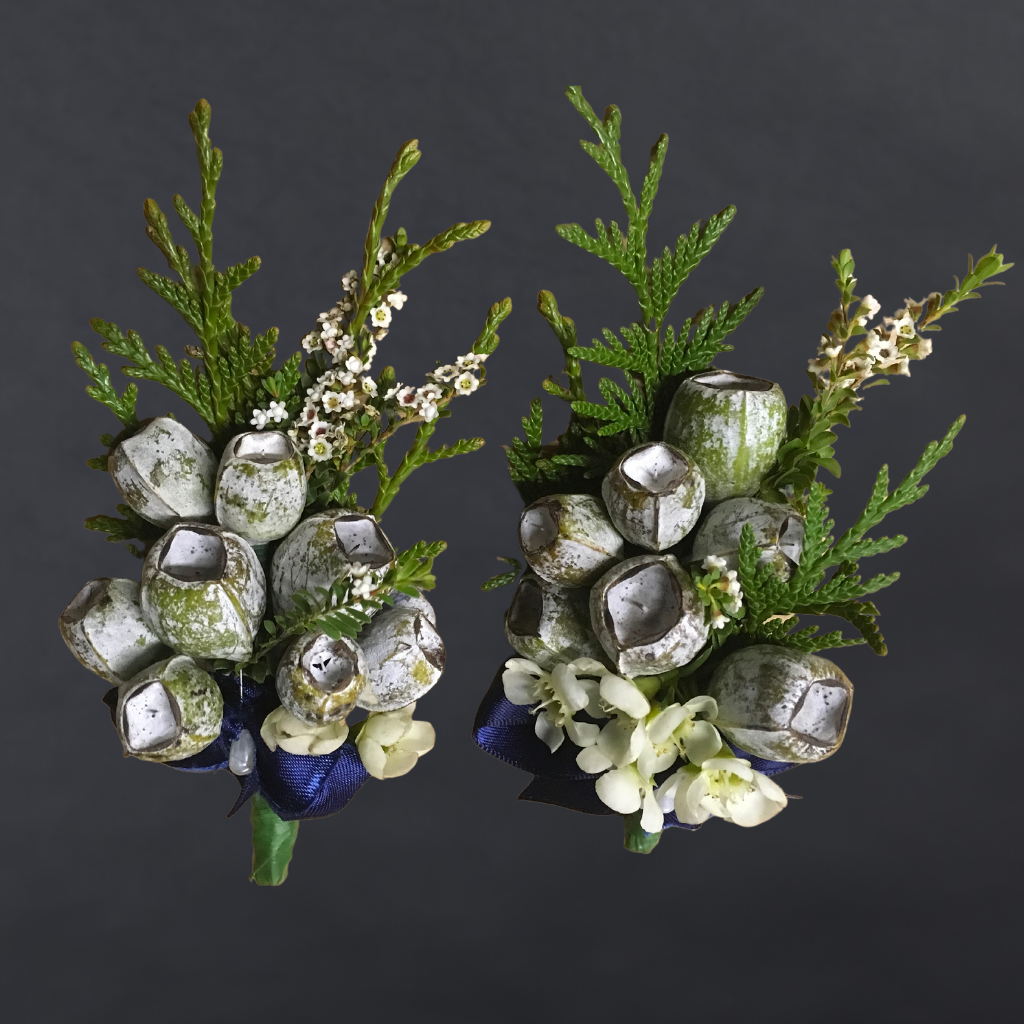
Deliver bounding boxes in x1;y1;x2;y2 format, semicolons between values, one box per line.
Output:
663;370;786;502
707;644;853;763
357;607;446;712
691;497;805;579
116;654;223;762
214;431;306;543
601;441;706;552
108;416;217;527
590;554;709;676
504;572;606;670
518;494;624;587
276;632;367;725
140;523;266;661
391;590;437;625
272;511;396;614
59;578;170;684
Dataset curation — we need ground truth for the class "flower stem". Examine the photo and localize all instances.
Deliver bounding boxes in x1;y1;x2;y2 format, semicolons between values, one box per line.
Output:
623;812;661;854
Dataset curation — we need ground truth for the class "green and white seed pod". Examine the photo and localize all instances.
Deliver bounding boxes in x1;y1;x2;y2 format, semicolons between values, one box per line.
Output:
357;606;446;712
109;416;217;526
707;645;853;763
601;441;705;552
214;431;306;543
59;578;170;684
519;494;624;588
276;631;367;725
663;370;786;502
140;523;266;661
115;654;224;762
392;591;436;624
590;554;709;676
504;572;606;670
272;512;396;614
691;497;804;579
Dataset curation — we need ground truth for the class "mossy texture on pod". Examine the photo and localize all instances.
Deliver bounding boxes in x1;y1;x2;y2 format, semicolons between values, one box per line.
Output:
392;591;437;624
357;606;446;712
504;572;606;670
141;523;266;660
601;442;705;552
116;654;223;762
272;511;396;614
60;578;169;683
590;554;709;676
663;371;786;502
277;631;367;724
109;417;217;526
707;644;853;762
519;494;623;587
214;431;306;543
691;498;804;579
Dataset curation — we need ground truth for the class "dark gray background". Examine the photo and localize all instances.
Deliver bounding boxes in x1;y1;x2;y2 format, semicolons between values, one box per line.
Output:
2;1;1020;1020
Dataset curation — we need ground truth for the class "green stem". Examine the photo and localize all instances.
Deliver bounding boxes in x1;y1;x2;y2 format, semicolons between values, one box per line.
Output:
623;812;661;854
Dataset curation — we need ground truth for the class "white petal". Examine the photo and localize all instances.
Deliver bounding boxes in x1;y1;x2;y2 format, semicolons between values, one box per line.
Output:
754;771;788;805
595;766;642;814
381;749;419;779
702;757;753;781
564;718;599;747
307;732;348;756
684;721;723;767
503;670;541;705
600;675;650;719
277;734;316;756
674;771;711;824
683;694;718;719
567;657;609;677
684;773;711;817
627;718;647;763
647;704;687;744
551;663;589;713
729;785;786;827
358;737;388;779
596;718;637;767
654;769;684;812
534;712;564;753
504;658;541;675
651;747;679;774
396;720;435;755
577;746;613;773
363;712;409;746
640;791;665;834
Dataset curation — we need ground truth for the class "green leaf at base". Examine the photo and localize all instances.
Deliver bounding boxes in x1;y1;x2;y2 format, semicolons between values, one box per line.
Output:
249;793;299;886
623;811;662;853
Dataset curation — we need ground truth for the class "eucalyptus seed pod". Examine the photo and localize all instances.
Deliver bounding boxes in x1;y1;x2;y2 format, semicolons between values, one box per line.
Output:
518;494;623;588
392;590;437;624
691;497;804;579
590;554;709;676
116;654;223;762
706;644;853;763
272;512;396;614
357;606;446;712
601;441;705;552
108;417;217;526
214;431;306;543
59;578;170;684
504;572;606;670
276;631;367;725
141;523;266;660
663;371;786;502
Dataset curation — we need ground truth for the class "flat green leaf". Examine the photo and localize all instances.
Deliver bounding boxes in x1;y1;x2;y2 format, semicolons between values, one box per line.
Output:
249;793;299;886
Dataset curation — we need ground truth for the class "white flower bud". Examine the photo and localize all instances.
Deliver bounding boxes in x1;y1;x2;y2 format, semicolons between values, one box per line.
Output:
60;578;169;684
108;417;217;526
214;431;306;543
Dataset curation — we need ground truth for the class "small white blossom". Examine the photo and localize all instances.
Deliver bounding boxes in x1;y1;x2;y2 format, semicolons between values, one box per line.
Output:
386;289;408;309
454;372;479;395
341;270;358;292
432;364;458;382
702;555;728;572
369;304;392;329
357;704;435;780
346;355;364;374
351;575;375;600
301;331;322;353
250;408;270;429
456;351;487;369
392;386;417;409
502;658;603;752
360;376;378;397
860;294;881;320
261;706;348;756
307;436;334;462
268;400;288;423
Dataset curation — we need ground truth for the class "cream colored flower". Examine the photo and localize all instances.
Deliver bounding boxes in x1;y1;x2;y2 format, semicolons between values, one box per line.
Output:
261;706;349;756
657;754;787;827
357;703;436;779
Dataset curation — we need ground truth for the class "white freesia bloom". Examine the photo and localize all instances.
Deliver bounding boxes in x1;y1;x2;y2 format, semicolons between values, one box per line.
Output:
657;754;787;828
502;657;603;752
357;704;436;780
596;764;664;833
261;706;349;756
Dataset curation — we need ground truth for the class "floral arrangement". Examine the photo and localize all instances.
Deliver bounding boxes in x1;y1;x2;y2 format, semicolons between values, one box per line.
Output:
60;100;509;884
474;87;1011;852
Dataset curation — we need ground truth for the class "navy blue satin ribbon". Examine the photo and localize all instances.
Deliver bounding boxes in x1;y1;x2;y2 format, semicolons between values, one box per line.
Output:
103;672;369;822
473;661;794;830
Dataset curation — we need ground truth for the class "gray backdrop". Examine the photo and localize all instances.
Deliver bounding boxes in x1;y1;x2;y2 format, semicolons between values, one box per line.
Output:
2;1;1020;1020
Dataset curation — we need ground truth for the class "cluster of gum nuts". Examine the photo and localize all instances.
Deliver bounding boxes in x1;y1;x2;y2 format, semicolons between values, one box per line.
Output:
59;417;444;772
506;370;854;765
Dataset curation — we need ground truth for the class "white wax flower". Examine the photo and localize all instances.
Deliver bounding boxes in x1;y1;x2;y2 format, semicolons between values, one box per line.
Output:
357;704;435;779
261;706;349;756
657;755;788;828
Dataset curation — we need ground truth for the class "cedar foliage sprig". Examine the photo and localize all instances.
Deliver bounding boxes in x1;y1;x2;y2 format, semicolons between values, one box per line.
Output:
740;417;964;654
506;87;762;499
